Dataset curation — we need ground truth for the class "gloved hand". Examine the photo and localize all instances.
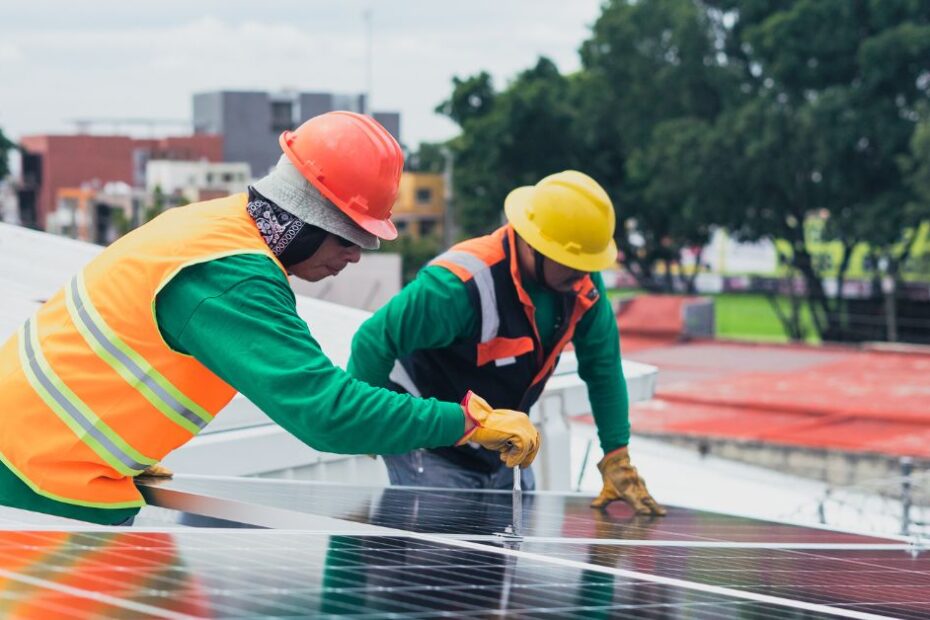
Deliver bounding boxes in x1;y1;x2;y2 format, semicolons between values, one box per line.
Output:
590;446;666;515
457;391;540;468
136;463;174;479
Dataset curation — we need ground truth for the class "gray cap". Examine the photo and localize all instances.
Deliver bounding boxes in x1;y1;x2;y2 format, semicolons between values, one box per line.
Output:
252;155;380;250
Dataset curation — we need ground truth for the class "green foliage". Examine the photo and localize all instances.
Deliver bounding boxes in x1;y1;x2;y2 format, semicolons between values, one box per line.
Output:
438;0;930;341
406;143;447;174
0;127;15;180
438;57;580;236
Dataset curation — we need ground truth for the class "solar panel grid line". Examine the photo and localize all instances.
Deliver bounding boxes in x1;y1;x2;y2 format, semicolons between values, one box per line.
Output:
0;590;132;619
0;530;896;619
140;477;904;545
513;543;930;616
132;479;923;617
419;535;902;620
0;565;196;619
483;538;917;550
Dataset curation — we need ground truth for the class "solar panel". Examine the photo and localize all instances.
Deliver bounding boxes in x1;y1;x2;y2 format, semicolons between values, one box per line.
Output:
140;475;902;544
129;475;929;618
0;529;872;619
514;542;930;618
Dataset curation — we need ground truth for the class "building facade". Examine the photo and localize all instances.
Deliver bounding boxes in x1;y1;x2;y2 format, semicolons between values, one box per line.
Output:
50;182;142;245
193;90;401;178
392;172;444;239
146;160;251;204
17;134;222;230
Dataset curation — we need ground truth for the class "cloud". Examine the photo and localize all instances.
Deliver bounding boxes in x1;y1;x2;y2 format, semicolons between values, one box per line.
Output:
0;43;23;63
0;2;603;145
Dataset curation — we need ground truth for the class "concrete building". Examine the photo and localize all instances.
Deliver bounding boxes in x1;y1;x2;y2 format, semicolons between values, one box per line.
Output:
393;172;444;239
0;180;18;225
193;90;401;177
50;182;142;245
146;160;251;204
17;134;222;230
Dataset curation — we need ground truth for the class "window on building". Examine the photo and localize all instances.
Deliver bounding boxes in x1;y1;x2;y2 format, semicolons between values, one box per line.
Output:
396;220;408;233
415;188;433;204
271;101;293;133
420;219;437;237
222;172;234;183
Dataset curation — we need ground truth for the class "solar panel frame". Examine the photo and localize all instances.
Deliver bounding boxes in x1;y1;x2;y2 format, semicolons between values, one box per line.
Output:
139;475;907;545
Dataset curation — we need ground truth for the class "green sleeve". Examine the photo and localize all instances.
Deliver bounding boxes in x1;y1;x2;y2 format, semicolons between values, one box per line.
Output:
572;272;630;452
155;254;465;455
347;265;477;388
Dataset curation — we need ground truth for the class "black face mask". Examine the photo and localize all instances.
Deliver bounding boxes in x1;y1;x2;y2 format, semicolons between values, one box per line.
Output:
247;187;328;268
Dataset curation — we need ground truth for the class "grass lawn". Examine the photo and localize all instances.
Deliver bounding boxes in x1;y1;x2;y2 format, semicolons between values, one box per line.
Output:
713;293;820;344
608;289;820;344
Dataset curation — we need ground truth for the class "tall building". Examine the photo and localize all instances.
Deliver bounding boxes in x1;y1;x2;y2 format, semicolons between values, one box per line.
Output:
192;90;401;177
17;134;222;230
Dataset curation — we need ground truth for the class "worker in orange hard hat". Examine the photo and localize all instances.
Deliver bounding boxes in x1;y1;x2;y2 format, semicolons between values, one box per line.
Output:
348;171;665;516
0;111;540;525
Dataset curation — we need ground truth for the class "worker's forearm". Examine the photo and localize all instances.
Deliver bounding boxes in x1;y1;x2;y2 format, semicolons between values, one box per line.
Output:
346;320;399;388
156;259;467;455
574;274;632;452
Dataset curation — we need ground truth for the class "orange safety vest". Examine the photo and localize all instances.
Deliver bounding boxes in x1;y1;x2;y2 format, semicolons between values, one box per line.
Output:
0;194;284;508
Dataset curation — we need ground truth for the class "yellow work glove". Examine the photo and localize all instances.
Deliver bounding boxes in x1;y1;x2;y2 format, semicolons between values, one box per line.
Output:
590;447;666;516
136;463;174;479
457;391;540;468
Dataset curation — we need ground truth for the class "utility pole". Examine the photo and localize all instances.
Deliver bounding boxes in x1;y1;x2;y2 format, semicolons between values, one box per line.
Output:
363;8;373;115
440;146;455;249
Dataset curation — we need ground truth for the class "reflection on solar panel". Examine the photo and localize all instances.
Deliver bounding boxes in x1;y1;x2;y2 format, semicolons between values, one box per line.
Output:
0;530;875;619
0;475;922;618
141;475;900;543
131;475;927;619
515;543;930;618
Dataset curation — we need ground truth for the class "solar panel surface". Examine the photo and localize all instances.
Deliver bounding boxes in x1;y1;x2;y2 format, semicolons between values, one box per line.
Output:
131;475;929;618
514;542;930;618
0;530;873;619
140;475;901;544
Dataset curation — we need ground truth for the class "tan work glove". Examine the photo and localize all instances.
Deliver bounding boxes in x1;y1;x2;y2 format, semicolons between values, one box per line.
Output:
136;463;174;479
457;391;540;468
590;446;666;515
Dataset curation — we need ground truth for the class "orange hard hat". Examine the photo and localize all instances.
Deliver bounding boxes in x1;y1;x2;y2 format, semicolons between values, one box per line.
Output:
279;111;402;240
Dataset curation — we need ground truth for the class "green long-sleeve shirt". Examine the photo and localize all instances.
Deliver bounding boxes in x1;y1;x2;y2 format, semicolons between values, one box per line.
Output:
347;265;631;454
0;254;465;524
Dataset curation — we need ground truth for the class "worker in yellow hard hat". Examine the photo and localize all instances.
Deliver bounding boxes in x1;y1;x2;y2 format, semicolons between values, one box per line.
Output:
348;171;665;515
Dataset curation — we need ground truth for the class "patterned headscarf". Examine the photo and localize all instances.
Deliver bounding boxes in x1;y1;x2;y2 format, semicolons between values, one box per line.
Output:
247;187;328;267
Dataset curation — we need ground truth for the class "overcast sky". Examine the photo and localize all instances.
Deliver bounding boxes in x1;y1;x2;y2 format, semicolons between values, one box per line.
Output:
0;1;603;148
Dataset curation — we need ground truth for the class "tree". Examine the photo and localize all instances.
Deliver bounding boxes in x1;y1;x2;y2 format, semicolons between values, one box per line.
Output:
405;142;447;174
437;58;581;237
625;118;723;291
0;127;14;180
711;0;930;340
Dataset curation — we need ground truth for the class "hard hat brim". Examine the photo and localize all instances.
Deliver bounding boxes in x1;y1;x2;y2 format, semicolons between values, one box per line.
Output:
505;186;618;272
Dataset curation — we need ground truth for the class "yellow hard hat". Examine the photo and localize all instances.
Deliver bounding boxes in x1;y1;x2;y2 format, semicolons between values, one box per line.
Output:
504;170;618;272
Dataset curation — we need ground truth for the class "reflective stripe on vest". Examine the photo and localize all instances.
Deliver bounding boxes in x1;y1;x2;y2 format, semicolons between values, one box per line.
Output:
0;194;284;508
18;319;154;476
428;250;509;365
66;272;211;434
